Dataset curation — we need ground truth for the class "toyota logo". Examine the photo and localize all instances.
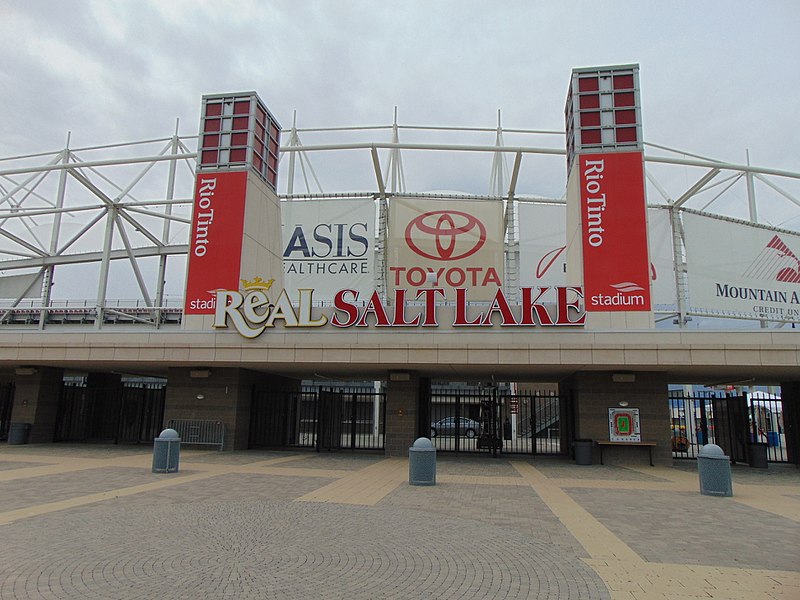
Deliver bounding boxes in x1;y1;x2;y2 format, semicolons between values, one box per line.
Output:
405;210;486;260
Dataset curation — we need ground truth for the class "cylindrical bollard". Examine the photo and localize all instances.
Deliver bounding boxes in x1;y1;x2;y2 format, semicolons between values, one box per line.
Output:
697;443;733;497
152;428;181;473
409;437;436;486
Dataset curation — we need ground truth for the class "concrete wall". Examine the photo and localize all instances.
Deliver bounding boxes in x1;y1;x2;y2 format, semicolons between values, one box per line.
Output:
385;373;423;457
9;366;64;443
164;367;298;450
562;371;671;465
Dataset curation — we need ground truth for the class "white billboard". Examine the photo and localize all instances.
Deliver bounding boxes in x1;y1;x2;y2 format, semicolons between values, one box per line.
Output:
684;212;800;321
518;203;567;288
648;207;677;309
0;271;44;300
281;198;375;301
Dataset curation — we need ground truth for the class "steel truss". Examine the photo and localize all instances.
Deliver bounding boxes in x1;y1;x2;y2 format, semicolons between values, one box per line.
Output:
0;112;798;329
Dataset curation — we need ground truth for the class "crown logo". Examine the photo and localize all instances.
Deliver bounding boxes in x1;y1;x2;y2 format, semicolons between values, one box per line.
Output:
241;276;275;291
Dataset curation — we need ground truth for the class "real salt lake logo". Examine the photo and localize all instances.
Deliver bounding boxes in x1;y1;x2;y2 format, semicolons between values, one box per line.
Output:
241;276;275;292
743;235;800;284
405;210;486;260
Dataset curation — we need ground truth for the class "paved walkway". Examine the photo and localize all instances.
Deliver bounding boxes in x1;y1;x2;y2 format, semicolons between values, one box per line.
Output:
0;445;797;599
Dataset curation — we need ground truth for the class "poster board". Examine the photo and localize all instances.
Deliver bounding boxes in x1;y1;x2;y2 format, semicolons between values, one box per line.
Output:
608;407;641;442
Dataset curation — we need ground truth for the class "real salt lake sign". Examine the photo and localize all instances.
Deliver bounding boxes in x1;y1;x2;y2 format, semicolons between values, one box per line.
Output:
213;282;586;339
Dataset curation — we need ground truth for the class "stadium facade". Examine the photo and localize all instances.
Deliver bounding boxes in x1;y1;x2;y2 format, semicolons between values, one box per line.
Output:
0;65;798;465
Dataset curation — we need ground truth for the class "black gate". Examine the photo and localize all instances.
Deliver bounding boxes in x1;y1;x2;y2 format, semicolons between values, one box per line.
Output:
0;382;14;441
55;380;165;444
669;390;788;463
429;388;571;455
250;386;385;451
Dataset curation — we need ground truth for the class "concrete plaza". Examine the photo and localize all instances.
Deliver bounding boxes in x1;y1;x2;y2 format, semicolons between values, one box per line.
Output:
0;444;797;599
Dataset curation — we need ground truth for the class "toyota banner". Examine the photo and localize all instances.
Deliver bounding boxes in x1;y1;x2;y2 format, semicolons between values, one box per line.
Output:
388;197;504;301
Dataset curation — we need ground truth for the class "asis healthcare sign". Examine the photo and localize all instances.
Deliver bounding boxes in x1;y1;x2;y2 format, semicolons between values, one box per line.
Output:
684;212;800;322
580;152;651;311
282;198;375;301
184;171;248;314
388;197;504;301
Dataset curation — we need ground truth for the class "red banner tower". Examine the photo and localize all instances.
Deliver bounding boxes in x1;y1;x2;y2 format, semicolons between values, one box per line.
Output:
183;92;283;328
564;65;654;328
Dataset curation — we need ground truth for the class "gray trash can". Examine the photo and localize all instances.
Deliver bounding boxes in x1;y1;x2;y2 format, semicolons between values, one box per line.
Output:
409;437;436;486
152;428;181;473
8;422;31;445
573;439;593;465
697;443;733;497
747;442;768;468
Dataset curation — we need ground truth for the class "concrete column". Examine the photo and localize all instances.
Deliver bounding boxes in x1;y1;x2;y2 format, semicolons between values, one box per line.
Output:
164;367;297;450
385;372;426;457
561;371;671;465
10;366;64;443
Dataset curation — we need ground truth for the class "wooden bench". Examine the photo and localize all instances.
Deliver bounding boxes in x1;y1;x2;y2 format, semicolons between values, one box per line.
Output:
595;440;657;466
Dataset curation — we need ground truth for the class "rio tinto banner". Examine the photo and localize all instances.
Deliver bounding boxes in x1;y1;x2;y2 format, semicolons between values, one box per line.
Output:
282;198;375;302
684;212;800;321
519;204;674;309
184;171;248;314
388;197;503;301
580;152;651;311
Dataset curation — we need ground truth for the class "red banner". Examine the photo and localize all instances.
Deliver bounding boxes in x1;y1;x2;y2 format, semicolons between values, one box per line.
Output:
184;171;248;314
580;152;651;311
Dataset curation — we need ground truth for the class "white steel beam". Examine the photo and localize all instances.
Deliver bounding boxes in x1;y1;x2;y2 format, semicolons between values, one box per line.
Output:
672;168;722;208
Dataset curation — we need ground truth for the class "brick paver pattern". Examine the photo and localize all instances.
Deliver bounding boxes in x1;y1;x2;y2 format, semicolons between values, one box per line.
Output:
0;445;797;599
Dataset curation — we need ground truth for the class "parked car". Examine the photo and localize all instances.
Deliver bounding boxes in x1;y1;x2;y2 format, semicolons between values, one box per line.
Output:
430;417;481;438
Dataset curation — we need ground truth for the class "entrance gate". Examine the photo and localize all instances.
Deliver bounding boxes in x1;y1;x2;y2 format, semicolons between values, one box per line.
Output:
55;380;166;444
429;388;572;455
669;390;789;463
249;386;386;451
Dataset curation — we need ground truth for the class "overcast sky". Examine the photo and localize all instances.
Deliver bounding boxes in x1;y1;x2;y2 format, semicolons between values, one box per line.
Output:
1;1;799;207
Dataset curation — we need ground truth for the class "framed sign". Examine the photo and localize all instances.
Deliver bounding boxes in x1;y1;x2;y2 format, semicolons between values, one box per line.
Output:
608;407;641;442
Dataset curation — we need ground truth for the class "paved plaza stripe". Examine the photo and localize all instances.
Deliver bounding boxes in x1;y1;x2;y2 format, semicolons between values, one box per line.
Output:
584;559;799;600
437;474;529;486
514;461;800;599
0;470;223;526
550;478;695;492
0;452;318;526
0;460;111;482
627;466;800;523
295;458;408;505
511;460;643;564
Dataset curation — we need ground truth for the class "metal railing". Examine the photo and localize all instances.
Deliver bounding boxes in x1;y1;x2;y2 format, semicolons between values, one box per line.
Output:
167;419;224;451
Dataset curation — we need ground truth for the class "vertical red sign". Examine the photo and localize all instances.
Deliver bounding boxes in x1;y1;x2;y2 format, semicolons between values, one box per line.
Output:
184;171;248;314
581;152;651;311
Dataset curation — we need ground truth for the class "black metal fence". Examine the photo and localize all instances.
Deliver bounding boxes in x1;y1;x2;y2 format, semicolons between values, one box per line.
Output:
669;390;788;463
429;389;570;455
249;386;386;451
55;380;166;444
